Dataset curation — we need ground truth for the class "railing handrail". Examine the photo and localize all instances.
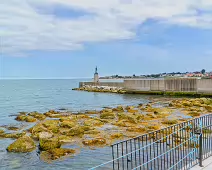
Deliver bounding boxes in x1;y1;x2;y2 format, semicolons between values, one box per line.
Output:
90;114;212;170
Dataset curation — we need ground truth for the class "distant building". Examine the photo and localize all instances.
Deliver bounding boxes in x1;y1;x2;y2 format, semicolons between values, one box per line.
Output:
94;66;99;83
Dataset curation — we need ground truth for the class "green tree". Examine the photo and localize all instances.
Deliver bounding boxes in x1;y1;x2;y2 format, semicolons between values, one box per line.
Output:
201;69;206;74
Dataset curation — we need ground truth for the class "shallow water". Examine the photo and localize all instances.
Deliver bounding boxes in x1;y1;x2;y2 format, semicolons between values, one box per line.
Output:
0;79;156;170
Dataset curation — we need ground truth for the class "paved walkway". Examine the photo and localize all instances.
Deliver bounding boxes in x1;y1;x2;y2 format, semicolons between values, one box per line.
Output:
192;157;212;170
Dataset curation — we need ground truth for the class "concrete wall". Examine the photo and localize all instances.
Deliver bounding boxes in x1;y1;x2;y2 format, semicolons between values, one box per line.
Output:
79;78;212;94
165;79;197;92
124;79;151;91
124;78;211;93
79;82;124;88
197;79;212;93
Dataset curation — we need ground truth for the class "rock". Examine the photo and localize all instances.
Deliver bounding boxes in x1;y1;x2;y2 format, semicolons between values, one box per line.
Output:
19;112;27;115
15;115;27;121
205;105;212;112
110;133;123;139
29;112;46;120
68;126;92;136
117;113;137;123
41;148;76;161
0;132;26;139
112;105;124;112
85;110;98;114
127;109;139;113
101;108;113;113
58;136;74;143
39;138;61;151
125;106;134;110
7;126;20;131
7;135;36;153
30;123;48;139
127;126;146;133
162;119;178;125
0;129;4;134
100;112;115;119
42;120;59;134
60;120;76;128
188;112;201;117
82;137;106;146
146;113;157;119
83;119;103;127
25;116;37;122
38;132;53;140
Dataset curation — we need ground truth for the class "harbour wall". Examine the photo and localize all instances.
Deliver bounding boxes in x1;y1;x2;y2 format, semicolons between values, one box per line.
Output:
79;78;212;95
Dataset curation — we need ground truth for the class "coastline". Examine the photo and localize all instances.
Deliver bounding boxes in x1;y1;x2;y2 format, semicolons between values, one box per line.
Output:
0;97;211;164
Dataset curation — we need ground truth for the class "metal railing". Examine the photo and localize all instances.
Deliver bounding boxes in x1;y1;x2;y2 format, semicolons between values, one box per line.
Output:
90;114;212;170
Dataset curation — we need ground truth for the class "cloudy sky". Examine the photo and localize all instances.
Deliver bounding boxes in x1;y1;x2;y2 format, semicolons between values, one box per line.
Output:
0;0;212;79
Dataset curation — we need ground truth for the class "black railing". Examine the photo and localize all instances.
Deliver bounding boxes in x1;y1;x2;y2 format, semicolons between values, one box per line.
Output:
90;114;212;170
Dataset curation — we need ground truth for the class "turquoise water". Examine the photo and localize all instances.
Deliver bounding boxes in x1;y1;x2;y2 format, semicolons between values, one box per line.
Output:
0;79;151;170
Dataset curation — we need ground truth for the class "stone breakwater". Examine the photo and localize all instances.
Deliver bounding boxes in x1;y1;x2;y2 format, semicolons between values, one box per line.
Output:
0;98;212;163
72;85;126;94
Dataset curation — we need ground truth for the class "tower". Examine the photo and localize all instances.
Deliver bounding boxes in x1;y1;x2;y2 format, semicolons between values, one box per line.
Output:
94;66;99;83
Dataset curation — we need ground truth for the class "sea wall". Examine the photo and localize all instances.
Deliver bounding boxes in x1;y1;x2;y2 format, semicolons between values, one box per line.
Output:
78;79;212;96
124;79;165;91
197;79;212;93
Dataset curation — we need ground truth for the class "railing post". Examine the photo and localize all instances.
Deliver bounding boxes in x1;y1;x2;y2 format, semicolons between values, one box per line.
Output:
199;133;203;167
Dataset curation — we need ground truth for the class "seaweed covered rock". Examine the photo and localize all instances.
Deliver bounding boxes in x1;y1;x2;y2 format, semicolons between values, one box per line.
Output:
82;137;106;146
162;119;178;125
38;132;53;140
15;115;27;121
0;132;26;139
30;123;48;136
110;133;123;139
117;112;137;123
60;120;76;128
188;112;201;117
25;116;37;122
127;126;146;133
42;120;60;134
39;138;61;151
29;112;46;120
41;148;76;161
7;135;36;153
0;129;4;134
83;118;103;127
100;112;115;119
68;126;93;136
112;106;124;112
44;110;60;117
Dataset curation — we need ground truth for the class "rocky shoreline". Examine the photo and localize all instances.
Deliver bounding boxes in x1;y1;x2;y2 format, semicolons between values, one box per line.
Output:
0;98;212;162
72;85;126;94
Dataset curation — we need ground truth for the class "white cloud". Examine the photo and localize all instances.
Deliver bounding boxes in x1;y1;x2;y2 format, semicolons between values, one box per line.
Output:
1;0;212;56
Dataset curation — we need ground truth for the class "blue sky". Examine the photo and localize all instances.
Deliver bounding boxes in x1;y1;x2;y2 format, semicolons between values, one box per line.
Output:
0;0;212;79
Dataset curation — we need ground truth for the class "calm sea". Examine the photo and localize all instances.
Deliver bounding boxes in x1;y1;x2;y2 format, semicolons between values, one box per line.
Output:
0;79;151;170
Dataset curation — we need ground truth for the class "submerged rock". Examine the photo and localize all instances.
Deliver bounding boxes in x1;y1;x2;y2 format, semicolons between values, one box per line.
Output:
7;135;36;153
